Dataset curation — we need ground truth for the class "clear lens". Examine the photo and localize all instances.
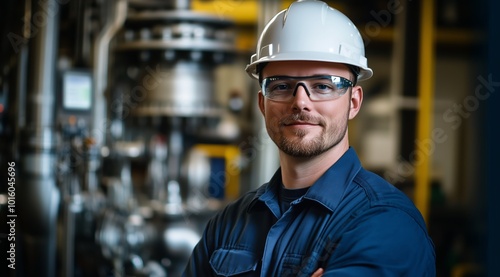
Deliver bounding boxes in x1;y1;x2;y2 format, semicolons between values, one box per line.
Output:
261;75;353;102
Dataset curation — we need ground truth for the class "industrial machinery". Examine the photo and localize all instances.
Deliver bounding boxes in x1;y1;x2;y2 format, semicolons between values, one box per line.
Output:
0;0;245;276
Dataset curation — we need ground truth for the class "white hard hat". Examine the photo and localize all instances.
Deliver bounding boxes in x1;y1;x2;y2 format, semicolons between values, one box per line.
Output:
245;0;373;81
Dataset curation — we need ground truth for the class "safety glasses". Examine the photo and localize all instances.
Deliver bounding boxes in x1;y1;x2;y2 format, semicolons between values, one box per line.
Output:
261;75;353;102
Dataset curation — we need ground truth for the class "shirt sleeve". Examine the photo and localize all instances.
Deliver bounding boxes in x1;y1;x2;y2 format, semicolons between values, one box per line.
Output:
322;207;436;277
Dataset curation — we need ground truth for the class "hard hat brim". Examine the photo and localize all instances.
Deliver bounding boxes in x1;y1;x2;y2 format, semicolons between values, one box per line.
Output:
245;51;373;81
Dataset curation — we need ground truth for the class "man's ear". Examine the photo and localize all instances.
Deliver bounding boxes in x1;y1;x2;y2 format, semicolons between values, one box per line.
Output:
258;91;265;116
349;86;363;120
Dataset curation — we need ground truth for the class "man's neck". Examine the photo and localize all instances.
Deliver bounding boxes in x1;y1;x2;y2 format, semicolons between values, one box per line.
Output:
279;142;349;189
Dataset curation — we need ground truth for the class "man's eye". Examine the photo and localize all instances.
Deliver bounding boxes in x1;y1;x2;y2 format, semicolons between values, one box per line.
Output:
316;84;331;90
312;83;335;92
272;84;291;91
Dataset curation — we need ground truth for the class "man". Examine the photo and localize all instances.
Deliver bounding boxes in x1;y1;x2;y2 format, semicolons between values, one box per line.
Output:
184;0;436;276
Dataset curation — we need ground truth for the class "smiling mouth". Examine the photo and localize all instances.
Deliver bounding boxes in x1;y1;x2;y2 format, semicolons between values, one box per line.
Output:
280;113;324;127
284;121;317;126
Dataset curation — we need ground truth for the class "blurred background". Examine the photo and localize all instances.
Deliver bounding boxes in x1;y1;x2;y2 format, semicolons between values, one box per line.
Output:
0;0;498;276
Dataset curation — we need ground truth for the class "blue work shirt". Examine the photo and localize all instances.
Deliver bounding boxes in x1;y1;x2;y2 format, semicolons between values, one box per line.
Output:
184;148;436;276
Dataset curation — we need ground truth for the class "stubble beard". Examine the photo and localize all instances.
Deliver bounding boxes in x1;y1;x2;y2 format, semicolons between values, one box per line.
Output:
269;112;349;158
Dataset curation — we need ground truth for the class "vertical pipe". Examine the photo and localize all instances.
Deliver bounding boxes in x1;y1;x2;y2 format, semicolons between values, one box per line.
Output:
165;118;184;214
92;0;127;149
18;0;61;276
415;0;435;224
388;0;407;173
24;0;58;128
62;192;77;277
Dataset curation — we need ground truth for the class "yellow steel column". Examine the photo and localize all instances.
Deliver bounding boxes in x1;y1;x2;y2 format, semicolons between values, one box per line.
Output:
415;0;435;224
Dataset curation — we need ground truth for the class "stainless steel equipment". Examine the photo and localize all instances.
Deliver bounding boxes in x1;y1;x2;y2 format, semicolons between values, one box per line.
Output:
93;0;238;276
0;0;240;276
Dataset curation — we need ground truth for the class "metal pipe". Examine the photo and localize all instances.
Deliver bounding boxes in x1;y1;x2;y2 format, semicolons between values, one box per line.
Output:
24;0;58;128
165;118;184;215
17;0;61;276
92;0;127;148
62;191;79;277
415;0;435;224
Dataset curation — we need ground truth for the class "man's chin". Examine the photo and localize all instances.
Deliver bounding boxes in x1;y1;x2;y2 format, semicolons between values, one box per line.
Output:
279;140;325;158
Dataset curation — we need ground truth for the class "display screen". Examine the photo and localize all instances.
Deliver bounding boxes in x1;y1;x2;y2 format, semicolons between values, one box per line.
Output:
62;71;92;110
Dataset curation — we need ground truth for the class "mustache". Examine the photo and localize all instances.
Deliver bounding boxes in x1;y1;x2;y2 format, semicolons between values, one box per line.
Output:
279;113;325;126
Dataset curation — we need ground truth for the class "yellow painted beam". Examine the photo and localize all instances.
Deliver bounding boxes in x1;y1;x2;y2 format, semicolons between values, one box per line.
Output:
191;0;300;23
191;0;260;52
192;0;259;24
415;0;435;224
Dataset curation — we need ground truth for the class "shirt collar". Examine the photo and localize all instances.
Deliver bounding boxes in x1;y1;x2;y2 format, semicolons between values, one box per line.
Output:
303;147;362;212
247;169;283;217
248;147;362;213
